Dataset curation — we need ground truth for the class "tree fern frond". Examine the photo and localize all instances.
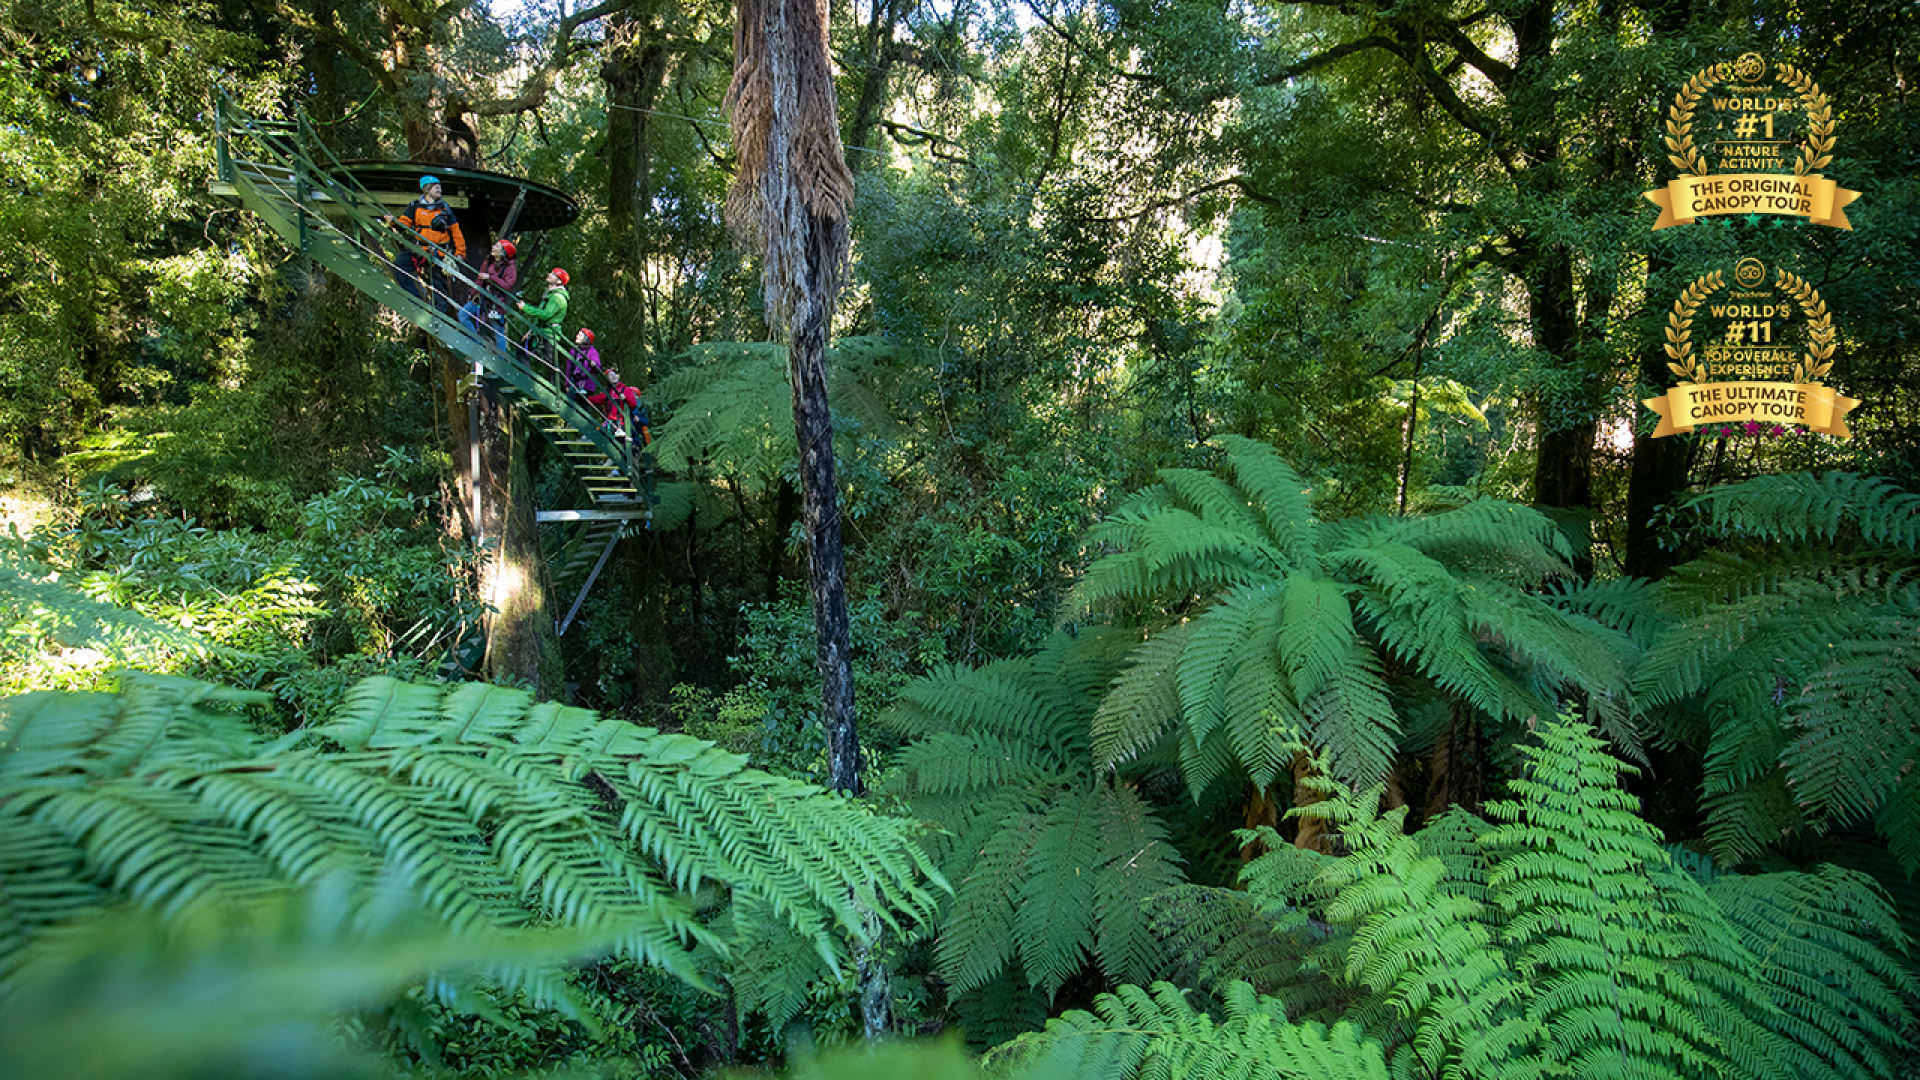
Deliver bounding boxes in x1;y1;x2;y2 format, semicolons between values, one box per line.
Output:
1875;779;1920;875
1014;788;1109;998
1707;866;1919;1080
1091;623;1191;774
1780;627;1920;830
990;980;1391;1080
1548;575;1669;650
1280;574;1397;785
1702;771;1805;868
1089;785;1184;988
894;730;1070;796
1146;884;1319;995
1173;585;1286;773
953;966;1050;1049
1215;435;1318;569
0;675;943;1004
883;660;1087;759
1336;543;1535;724
1153;467;1268;546
941;809;1045;995
1687;472;1920;551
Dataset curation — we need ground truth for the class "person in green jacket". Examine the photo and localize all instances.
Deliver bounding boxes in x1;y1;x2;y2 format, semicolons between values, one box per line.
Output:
515;267;569;367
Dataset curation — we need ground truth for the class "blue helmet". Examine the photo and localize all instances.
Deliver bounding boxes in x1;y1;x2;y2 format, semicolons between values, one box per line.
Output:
419;174;441;191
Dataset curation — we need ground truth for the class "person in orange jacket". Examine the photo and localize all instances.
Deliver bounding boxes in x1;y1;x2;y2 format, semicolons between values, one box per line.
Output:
381;175;466;312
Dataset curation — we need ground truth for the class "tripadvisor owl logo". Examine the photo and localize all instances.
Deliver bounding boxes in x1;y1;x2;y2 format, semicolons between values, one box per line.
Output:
1643;257;1858;437
1644;52;1860;229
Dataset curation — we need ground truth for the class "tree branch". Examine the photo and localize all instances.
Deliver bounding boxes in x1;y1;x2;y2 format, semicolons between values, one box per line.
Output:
1254;35;1397;86
1431;20;1512;90
467;0;627;117
1079;176;1283;222
241;0;397;96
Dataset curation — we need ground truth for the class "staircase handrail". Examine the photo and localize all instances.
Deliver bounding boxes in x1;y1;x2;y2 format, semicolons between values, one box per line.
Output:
213;91;645;491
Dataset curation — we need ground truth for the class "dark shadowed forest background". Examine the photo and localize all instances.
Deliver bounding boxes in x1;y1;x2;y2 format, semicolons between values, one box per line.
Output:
3;0;1920;1076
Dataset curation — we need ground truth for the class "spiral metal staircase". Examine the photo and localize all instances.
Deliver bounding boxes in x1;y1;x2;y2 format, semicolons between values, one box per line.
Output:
211;91;654;635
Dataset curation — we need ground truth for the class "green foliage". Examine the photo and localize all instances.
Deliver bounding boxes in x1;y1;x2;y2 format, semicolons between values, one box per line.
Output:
0;674;945;1002
4;474;482;704
720;582;941;780
0;884;636;1080
881;632;1186;1038
1163;715;1920;1080
0;0;285;459
991;981;1389;1080
650;338;913;484
1073;434;1636;796
1629;472;1920;871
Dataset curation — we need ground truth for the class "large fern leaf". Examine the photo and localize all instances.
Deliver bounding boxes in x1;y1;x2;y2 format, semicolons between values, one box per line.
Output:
0;674;945;1000
990;981;1389;1080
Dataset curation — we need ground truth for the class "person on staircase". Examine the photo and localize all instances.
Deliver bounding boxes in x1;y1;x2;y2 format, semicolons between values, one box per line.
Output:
515;267;569;369
380;175;466;313
589;368;641;449
456;238;518;352
564;328;603;396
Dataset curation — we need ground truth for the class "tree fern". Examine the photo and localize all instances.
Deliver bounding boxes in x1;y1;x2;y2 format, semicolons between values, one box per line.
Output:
1071;434;1634;802
649;337;913;482
1701;865;1918;1080
1632;471;1920;870
0;674;945;1001
880;636;1185;1025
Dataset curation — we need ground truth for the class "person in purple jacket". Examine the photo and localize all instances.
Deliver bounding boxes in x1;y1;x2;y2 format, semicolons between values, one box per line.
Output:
456;238;518;351
564;328;602;396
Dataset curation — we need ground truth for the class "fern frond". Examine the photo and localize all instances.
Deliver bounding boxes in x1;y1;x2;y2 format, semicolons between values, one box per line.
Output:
884;659;1087;760
1216;435;1319;569
940;808;1045;995
1688;472;1920;551
1153;466;1268;545
1280;573;1397;785
1013;787;1112;998
1172;585;1285;772
1091;623;1191;773
0;675;943;1002
1088;785;1184;988
1146;884;1319;995
1707;866;1919;1080
990;980;1390;1080
1486;717;1733;1080
1305;783;1544;1079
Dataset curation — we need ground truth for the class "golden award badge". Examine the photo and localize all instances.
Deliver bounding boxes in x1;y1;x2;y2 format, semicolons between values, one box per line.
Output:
1644;51;1860;229
1642;256;1857;438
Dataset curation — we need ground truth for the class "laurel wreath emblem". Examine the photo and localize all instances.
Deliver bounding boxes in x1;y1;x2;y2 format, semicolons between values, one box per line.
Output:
1776;65;1836;176
1664;271;1720;383
1778;270;1835;382
1664;269;1835;385
1662;60;1835;179
1664;66;1721;177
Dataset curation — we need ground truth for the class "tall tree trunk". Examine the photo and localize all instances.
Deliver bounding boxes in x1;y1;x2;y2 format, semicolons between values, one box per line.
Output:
602;3;673;252
791;227;860;794
727;0;876;1033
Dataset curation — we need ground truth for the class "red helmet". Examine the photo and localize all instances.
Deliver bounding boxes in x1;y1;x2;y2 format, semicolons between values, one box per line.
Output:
551;268;569;286
578;328;595;344
497;239;516;258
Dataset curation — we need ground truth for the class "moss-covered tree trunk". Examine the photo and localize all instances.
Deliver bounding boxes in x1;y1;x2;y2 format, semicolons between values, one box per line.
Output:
442;355;561;696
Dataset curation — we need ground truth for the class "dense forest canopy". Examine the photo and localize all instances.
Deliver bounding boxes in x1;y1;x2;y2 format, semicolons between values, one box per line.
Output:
2;0;1918;1076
